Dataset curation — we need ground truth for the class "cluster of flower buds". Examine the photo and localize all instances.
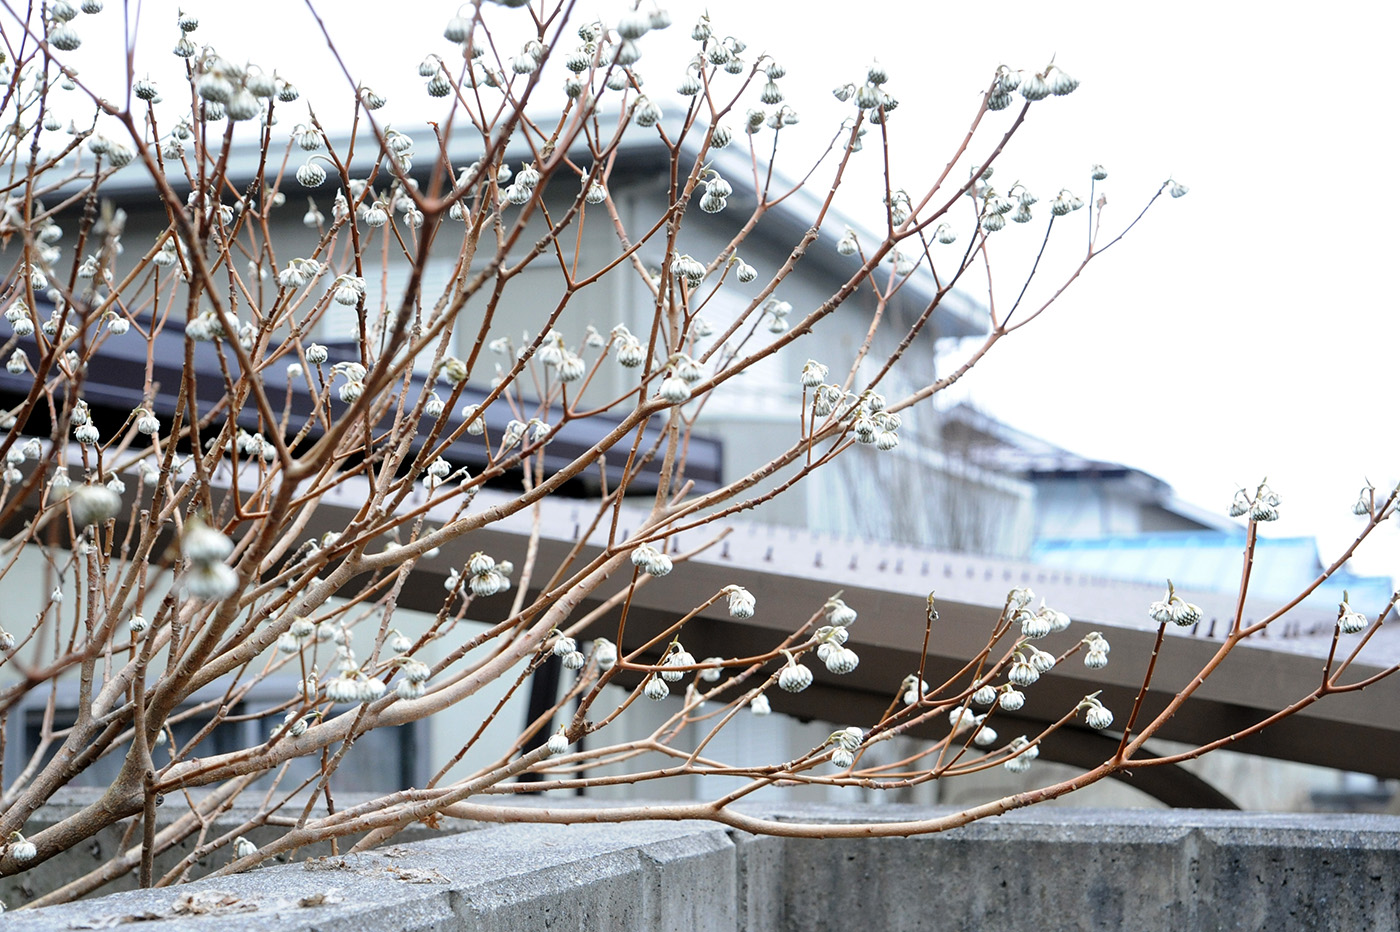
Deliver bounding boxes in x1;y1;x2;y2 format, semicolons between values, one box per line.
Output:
535;330;587;383
749;693;772;715
1015;600;1070;639
827;726;864;769
181;517;237;600
809;383;850;419
698;657;724;683
4;297;34;337
1337;593;1369;635
325;668;387;703
948;706;976;734
276;257;323;290
1229;482;1281;522
3;437;40;485
1007;645;1057;688
1352;484;1376;517
971;714;998;747
698;173;731;213
988;63;1078;112
68;400;98;446
1002;735;1039;773
1083;632;1111;669
464;552;513;597
275;616;316;655
630;541;673;576
609;324;647;368
500;161;541;207
896;671;929;699
189;50;291;123
670;253;707;289
235;430;276;464
1148;581;1202;627
849;395;900;451
833;61;897;123
332;361;367;403
814;624;859;674
395;659;432;699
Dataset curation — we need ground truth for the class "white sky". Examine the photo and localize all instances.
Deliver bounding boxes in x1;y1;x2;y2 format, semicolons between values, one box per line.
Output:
38;0;1400;578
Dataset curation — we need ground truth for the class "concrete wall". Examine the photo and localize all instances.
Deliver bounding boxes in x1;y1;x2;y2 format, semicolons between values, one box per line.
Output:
6;804;1398;931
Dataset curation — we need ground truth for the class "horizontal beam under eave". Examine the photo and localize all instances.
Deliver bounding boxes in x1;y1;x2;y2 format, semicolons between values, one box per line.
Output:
381;525;1400;783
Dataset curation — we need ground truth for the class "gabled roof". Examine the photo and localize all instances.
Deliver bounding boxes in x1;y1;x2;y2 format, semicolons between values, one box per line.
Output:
81;114;988;340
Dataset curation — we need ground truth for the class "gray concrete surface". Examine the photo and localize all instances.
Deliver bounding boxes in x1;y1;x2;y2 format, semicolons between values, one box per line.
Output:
4;804;1397;931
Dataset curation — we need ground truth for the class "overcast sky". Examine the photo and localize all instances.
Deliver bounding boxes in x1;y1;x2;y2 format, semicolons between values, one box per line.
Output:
43;0;1400;582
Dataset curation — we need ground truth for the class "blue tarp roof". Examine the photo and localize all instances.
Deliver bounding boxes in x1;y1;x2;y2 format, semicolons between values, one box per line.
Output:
1032;531;1393;612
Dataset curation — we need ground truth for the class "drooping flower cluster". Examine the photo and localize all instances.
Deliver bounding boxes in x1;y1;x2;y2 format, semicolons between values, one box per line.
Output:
181;519;237;601
1229;481;1282;522
1148;582;1202;627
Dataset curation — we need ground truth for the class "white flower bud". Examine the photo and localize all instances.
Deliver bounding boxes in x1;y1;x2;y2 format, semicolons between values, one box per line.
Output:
749;693;771;715
546;732;570;755
1018;610;1052;639
643;675;670;701
724;585;755;618
1338;599;1369;634
800;360;828;389
617;339;646;367
1046;66;1078;96
593;638;618;671
778;663;812;693
1085;703;1114;730
67;484;121;526
1008;660;1039;688
633;97;662;127
1019;72;1050;101
998;688;1025;711
824;646;859;675
1169;179;1189;199
296;161;326;187
1084;649;1109;670
658;375;692;404
661;647;695;682
8;832;37;861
